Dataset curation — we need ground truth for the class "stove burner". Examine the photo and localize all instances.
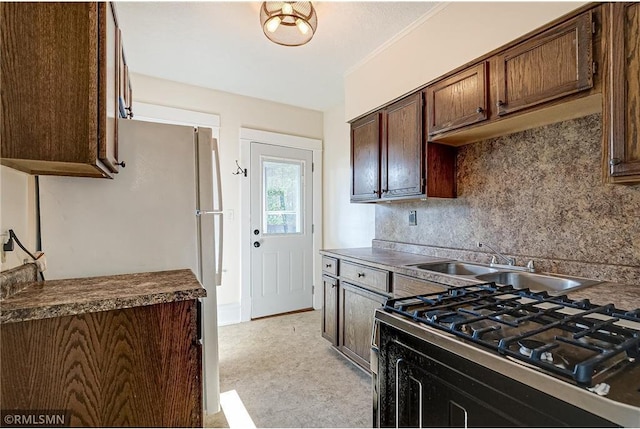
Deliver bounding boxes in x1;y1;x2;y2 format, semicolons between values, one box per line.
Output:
433;312;468;324
518;339;553;362
384;283;640;386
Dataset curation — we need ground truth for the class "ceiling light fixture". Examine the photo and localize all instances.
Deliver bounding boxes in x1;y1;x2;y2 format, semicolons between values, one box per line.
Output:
260;2;317;47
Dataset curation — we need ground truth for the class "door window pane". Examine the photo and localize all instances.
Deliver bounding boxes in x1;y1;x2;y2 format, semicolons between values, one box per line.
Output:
262;158;304;234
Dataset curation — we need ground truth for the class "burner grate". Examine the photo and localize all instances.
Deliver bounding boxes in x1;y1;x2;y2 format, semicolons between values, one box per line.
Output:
384;283;640;385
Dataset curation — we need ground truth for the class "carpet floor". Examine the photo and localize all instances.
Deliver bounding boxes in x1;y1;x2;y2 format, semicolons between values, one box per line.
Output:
205;310;371;428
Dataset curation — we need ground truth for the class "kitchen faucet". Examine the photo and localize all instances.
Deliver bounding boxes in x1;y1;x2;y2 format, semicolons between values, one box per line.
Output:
476;242;515;266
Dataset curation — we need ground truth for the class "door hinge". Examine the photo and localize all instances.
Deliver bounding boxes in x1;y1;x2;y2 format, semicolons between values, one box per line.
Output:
312;285;315;294
312;162;314;173
312;224;315;233
592;61;598;75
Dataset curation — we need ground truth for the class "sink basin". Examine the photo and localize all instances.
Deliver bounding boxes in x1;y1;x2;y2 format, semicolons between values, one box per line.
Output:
412;262;501;276
475;271;601;293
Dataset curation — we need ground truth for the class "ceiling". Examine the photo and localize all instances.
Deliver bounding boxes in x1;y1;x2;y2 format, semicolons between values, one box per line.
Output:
116;2;439;112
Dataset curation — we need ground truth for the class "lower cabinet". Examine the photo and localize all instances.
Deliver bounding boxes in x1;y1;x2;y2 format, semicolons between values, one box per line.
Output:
393;274;448;298
0;300;202;427
339;281;387;370
322;275;339;346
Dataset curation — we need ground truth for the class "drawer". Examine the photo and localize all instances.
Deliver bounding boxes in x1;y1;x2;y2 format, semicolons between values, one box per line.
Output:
393;274;448;298
322;256;338;276
341;261;390;293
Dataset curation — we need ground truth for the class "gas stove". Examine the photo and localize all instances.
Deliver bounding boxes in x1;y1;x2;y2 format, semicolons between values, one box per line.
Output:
373;283;640;427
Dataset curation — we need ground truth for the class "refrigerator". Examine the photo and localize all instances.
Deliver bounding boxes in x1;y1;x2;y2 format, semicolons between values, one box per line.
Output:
38;118;223;414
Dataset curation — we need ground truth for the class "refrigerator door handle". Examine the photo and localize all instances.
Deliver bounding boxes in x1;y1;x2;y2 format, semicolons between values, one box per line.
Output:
195;210;224;216
215;212;223;287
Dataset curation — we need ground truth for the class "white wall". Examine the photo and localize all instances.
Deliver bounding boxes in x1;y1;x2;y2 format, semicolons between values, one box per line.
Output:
345;2;588;120
130;73;323;310
1;166;36;270
322;105;375;249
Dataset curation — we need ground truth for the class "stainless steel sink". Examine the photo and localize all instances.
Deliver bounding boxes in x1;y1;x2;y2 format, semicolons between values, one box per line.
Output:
474;271;602;293
411;262;501;276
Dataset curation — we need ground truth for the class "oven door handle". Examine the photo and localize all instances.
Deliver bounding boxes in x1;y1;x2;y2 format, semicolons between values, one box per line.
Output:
371;318;380;375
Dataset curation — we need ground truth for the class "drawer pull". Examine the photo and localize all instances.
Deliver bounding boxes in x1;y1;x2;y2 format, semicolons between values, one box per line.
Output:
325;263;332;268
357;272;365;278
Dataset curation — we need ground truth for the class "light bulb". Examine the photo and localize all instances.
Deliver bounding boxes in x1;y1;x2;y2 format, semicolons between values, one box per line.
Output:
266;16;281;33
282;2;293;15
296;18;309;35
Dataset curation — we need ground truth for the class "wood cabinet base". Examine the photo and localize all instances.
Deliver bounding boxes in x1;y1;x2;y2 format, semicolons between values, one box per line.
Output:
0;301;202;427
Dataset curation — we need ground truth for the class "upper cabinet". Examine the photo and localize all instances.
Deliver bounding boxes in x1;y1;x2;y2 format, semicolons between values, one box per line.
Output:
426;62;489;136
605;2;640;184
495;12;594;116
350;93;456;203
350;112;382;202
382;93;423;199
0;2;131;178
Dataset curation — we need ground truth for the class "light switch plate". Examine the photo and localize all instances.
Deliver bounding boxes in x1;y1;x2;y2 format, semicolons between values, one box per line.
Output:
409;210;417;226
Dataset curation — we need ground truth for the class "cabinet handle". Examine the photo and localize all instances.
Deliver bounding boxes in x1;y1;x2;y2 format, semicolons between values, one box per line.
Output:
476;107;484;113
497;100;506;108
357;272;365;278
331;283;336;288
373;190;378;195
125;106;134;118
609;158;621;166
325;263;332;268
116;161;126;168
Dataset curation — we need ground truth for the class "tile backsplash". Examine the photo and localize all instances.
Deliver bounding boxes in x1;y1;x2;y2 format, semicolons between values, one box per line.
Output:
375;114;640;284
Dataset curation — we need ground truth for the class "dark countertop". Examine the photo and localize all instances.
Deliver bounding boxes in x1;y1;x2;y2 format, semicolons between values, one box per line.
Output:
0;269;206;324
321;248;640;310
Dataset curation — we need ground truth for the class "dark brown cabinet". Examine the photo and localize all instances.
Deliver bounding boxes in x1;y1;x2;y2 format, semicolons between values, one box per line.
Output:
322;275;339;346
350;112;382;202
0;2;130;178
393;274;448;298
426;62;489;136
605;2;640;184
495;11;594;116
339;281;387;370
382;93;423;199
1;300;203;426
350;93;456;203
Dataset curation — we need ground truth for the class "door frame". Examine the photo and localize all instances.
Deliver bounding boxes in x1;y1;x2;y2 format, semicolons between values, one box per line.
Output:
240;128;322;322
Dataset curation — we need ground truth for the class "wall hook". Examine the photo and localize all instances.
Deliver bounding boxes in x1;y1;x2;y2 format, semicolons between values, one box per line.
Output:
233;160;247;177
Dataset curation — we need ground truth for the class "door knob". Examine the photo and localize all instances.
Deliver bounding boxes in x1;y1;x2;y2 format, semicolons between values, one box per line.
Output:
253;241;261;248
254;229;260;235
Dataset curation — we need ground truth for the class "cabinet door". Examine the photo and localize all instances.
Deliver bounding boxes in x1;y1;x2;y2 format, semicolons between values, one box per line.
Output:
0;2;111;178
382;93;423;199
98;2;121;173
496;11;594;116
322;275;339;346
351;112;381;202
426;62;489;136
339;282;387;370
0;300;202;426
607;2;640;183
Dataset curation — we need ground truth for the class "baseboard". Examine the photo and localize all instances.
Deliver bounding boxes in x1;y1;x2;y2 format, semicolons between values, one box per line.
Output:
217;302;242;326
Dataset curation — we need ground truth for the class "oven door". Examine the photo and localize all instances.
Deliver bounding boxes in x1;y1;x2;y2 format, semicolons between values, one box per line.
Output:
377;321;617;428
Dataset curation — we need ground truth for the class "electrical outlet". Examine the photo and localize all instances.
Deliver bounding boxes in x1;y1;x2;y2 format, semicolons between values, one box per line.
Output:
409;210;417;226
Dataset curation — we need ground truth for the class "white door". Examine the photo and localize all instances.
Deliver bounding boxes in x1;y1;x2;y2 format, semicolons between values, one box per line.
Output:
250;142;313;318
